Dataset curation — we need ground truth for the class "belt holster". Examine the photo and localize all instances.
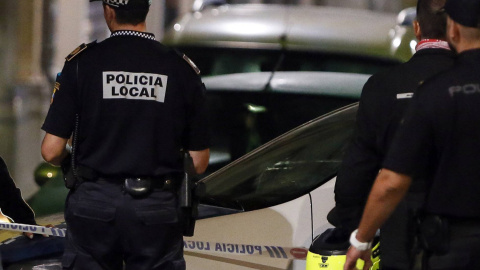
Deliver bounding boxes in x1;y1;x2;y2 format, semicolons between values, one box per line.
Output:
181;152;202;237
418;215;450;255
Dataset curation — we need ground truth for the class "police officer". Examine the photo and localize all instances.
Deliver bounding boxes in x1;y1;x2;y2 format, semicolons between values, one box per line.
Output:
40;0;210;269
0;155;43;270
330;0;454;269
0;156;37;235
344;0;480;269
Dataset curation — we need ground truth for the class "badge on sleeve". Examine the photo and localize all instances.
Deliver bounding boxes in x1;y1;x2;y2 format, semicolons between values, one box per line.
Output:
182;54;201;75
50;73;61;104
65;40;97;61
66;44;88;62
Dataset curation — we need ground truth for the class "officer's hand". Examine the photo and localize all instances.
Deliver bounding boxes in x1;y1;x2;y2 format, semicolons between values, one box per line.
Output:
343;246;372;270
23;224;54;239
23;231;34;239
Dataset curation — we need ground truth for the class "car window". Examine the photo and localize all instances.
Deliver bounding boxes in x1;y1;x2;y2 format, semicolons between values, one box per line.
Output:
204;91;356;173
176;46;399;77
200;104;358;211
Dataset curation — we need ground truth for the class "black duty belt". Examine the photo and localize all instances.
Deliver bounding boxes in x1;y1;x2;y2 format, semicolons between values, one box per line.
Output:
448;217;480;234
96;176;176;197
76;165;177;196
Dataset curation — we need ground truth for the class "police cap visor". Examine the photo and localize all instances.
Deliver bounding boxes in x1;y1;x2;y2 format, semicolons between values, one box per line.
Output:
444;0;480;28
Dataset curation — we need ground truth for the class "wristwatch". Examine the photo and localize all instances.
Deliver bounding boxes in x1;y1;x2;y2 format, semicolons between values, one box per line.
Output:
349;229;372;251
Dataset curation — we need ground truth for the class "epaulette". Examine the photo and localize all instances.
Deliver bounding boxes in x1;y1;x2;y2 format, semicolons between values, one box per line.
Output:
65;40;97;62
174;49;201;75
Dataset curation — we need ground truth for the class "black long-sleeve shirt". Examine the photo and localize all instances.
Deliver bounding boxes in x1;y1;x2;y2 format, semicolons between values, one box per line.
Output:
333;48;455;231
385;49;480;218
0;156;36;225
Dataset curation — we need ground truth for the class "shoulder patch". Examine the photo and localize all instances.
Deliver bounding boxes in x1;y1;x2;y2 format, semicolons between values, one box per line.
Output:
182;54;201;75
65;41;97;62
51;73;61;104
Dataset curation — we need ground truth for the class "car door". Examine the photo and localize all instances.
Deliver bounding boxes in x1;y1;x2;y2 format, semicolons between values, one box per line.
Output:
185;104;358;269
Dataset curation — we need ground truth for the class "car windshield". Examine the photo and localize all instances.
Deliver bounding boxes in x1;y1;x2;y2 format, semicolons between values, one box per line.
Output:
199;104;358;211
178;47;399;77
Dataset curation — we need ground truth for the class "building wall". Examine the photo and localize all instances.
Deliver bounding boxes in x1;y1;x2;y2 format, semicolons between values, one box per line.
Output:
0;0;48;199
0;0;89;198
3;0;51;198
0;0;17;170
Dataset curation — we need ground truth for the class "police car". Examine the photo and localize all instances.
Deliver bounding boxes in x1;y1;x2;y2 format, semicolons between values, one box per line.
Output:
0;99;363;269
183;103;360;270
164;0;417;77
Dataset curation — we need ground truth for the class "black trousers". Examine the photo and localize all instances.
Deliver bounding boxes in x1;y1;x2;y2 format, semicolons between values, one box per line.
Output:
425;222;480;270
62;179;185;270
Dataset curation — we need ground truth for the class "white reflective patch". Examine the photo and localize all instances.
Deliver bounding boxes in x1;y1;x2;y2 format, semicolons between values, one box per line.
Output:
397;93;414;99
3;238;16;245
103;71;168;103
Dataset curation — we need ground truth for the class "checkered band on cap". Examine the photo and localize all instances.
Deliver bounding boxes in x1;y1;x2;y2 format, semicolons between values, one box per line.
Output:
110;30;156;40
104;0;128;7
92;0;152;8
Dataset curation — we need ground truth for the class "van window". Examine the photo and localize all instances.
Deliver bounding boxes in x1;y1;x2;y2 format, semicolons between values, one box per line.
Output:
281;51;398;75
182;47;281;76
177;46;399;77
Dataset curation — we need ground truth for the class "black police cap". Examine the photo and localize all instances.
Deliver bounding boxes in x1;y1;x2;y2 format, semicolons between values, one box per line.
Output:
444;0;480;28
89;0;151;9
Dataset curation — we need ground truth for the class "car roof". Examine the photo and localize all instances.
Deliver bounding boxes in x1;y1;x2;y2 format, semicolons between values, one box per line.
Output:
164;4;405;61
203;71;370;99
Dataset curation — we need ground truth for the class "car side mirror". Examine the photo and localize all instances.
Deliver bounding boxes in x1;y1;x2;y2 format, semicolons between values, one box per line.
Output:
34;162;62;186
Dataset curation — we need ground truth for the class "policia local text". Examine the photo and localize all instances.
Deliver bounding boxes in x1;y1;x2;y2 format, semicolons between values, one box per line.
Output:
102;71;168;103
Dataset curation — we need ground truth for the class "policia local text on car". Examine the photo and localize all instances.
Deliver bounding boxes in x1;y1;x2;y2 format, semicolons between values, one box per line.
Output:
40;0;211;269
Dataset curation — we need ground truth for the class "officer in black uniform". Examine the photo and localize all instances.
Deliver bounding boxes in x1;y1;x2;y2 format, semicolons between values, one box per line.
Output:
330;0;455;269
0;155;39;270
40;0;210;269
0;156;36;228
344;0;480;269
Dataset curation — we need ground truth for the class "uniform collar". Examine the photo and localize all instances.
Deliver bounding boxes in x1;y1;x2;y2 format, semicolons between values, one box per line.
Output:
110;30;156;41
415;39;450;52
